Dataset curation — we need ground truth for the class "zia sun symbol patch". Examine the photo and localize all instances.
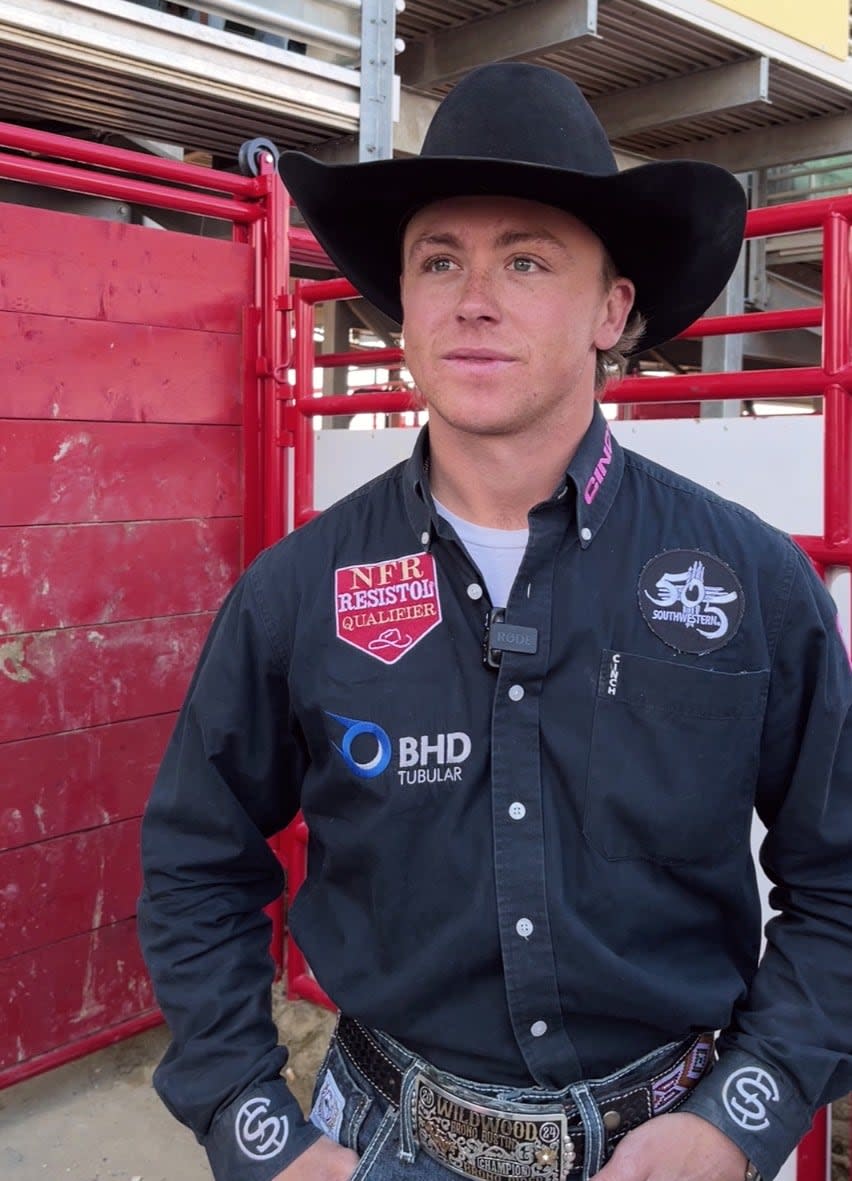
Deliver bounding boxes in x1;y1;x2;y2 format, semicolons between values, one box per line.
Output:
638;549;744;654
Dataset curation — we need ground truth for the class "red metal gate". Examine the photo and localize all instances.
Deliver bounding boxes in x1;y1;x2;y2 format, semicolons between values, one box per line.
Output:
0;126;311;1088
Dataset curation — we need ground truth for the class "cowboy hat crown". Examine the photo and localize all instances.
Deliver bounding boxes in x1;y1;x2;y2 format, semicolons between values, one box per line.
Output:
279;62;746;352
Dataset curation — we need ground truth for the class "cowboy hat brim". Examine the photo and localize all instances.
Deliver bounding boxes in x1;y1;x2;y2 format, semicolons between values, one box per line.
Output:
279;152;746;355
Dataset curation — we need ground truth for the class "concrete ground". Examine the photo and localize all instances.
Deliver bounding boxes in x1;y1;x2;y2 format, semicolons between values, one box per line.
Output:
0;1000;336;1181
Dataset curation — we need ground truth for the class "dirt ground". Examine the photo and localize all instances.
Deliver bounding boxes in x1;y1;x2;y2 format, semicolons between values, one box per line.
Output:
0;1000;847;1181
834;1097;850;1181
0;999;335;1181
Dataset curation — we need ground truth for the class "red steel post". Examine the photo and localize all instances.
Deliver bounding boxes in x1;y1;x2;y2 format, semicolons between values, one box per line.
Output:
823;213;852;378
241;304;264;567
259;159;291;550
822;214;852;628
796;1107;830;1181
824;384;852;549
292;283;319;528
256;158;293;975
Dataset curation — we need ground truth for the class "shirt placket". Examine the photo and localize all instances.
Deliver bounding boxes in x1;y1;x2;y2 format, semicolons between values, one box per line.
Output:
490;511;582;1087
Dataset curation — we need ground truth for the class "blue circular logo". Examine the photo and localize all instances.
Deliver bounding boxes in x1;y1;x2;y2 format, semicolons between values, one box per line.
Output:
327;713;392;778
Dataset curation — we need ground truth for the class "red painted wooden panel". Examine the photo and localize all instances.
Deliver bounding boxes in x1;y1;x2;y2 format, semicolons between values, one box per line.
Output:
0;819;142;959
0;518;239;635
1;312;242;424
0;203;252;331
0;420;240;526
0;613;212;743
0;919;155;1070
0;714;174;852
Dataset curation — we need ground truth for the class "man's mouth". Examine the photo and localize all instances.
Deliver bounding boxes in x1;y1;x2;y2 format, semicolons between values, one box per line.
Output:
442;348;517;363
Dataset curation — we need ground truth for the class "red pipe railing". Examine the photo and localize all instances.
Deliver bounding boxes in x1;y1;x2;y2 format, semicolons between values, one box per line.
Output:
0;120;261;195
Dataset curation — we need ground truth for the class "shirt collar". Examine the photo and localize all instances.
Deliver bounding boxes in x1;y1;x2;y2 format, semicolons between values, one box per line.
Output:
566;405;624;549
403;407;624;549
403;426;435;545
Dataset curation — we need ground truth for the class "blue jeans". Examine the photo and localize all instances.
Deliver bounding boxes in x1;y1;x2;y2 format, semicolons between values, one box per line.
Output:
309;1020;703;1180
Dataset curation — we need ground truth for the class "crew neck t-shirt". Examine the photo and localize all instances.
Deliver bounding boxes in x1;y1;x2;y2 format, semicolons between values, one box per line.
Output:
433;497;529;608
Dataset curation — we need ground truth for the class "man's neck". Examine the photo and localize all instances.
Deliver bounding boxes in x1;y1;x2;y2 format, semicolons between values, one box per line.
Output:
426;407;594;530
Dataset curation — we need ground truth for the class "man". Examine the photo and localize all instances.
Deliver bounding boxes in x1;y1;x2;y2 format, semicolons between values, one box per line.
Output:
138;64;852;1181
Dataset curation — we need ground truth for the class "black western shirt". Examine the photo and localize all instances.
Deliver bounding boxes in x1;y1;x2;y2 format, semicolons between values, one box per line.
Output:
139;408;852;1181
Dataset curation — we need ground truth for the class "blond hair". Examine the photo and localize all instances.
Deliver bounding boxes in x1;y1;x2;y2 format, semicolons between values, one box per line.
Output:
595;251;647;392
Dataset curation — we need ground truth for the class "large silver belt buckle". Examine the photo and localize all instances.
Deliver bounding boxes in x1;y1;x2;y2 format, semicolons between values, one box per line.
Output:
412;1073;576;1181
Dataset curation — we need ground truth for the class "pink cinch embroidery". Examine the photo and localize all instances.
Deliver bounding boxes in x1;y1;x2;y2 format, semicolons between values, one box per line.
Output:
584;427;612;505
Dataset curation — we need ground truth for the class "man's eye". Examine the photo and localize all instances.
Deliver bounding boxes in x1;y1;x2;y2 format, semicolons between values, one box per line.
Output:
426;257;456;272
511;257;538;273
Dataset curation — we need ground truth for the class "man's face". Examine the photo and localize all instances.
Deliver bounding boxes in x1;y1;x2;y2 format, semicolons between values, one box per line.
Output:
400;195;634;440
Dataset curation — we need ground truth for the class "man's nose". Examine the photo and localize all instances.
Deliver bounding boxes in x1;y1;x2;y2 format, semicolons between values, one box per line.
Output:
454;268;501;321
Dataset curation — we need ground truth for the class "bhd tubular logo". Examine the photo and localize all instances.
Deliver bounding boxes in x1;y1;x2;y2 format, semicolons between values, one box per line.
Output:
326;712;471;785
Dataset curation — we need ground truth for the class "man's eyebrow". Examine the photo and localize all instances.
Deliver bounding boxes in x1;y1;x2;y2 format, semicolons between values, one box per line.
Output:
405;227;569;260
494;228;568;251
406;231;461;259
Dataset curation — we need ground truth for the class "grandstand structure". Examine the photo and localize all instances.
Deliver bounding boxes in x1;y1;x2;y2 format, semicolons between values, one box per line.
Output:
1;0;850;384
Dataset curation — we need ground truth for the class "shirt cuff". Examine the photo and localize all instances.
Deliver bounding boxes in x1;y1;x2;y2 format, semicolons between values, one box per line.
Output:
678;1048;812;1180
203;1078;323;1181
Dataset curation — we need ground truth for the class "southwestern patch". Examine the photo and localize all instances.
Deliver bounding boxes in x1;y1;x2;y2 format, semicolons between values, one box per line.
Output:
638;549;744;654
335;552;442;664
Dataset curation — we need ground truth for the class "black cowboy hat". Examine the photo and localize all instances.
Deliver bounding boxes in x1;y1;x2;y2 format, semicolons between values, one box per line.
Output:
279;63;746;353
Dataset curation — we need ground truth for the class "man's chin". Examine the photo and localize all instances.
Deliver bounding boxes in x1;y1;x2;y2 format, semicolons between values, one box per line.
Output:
427;409;527;439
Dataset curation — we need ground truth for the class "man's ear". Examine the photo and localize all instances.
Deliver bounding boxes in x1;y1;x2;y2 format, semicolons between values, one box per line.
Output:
594;277;635;352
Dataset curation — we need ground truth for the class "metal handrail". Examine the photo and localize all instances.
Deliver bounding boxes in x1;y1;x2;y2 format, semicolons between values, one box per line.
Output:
139;0;362;55
766;155;852;206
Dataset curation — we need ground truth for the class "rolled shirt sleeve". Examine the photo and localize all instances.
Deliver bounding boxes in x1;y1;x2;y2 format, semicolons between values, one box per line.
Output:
137;554;323;1179
680;549;852;1178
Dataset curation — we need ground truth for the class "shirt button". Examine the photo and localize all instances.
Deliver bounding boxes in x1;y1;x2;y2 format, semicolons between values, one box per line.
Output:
509;802;526;820
420;531;430;546
530;1020;548;1038
580;527;592;542
516;918;534;939
467;583;483;601
508;684;524;702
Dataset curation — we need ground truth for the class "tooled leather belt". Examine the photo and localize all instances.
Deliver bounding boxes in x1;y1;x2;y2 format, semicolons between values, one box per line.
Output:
336;1015;714;1181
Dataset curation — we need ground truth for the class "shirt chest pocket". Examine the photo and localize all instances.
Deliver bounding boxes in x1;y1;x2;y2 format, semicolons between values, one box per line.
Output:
583;650;769;864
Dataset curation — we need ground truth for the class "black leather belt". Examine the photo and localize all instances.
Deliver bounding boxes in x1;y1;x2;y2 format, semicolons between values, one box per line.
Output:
336;1016;715;1181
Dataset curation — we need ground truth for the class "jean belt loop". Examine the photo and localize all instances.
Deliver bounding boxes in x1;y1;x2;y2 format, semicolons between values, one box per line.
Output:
568;1082;605;1181
397;1062;420;1164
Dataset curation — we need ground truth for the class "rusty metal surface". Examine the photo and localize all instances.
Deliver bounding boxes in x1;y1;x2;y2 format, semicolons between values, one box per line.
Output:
0;919;156;1069
1;314;243;424
1;716;175;852
0;198;251;1084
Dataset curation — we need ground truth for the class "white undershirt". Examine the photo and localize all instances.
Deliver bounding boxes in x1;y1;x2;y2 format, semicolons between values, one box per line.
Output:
433;498;529;608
